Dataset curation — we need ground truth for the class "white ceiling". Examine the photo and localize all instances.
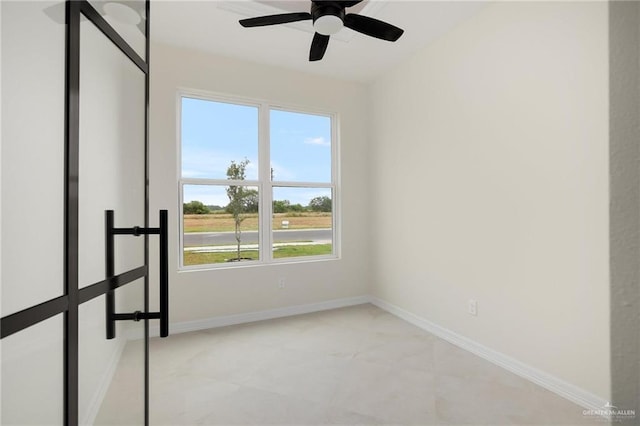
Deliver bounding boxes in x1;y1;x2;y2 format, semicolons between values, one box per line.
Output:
151;1;488;83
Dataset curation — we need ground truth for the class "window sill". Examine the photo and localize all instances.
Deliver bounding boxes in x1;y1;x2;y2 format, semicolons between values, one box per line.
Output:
177;254;340;273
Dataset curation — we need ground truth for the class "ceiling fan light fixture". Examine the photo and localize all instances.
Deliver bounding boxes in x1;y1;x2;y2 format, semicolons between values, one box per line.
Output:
313;14;343;36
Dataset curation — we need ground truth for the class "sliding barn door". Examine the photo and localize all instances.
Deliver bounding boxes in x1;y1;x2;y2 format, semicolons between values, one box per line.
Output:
1;2;166;425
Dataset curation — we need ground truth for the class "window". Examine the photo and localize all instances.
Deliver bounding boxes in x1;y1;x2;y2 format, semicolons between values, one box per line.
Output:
179;93;337;269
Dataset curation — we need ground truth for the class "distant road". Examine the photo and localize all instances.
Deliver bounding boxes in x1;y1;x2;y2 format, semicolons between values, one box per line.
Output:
183;228;331;247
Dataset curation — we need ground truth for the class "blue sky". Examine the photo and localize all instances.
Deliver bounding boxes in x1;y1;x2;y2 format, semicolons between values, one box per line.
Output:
182;97;332;207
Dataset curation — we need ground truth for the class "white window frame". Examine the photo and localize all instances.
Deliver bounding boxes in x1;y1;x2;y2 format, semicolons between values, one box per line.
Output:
177;89;340;271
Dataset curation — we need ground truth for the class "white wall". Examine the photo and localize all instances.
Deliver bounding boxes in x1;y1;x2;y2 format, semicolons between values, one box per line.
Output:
369;1;610;401
149;43;370;324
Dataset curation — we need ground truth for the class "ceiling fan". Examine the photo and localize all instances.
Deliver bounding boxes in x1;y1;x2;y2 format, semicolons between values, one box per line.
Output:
239;0;404;62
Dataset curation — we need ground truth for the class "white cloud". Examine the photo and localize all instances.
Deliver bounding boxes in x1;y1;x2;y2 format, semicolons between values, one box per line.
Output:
304;137;330;147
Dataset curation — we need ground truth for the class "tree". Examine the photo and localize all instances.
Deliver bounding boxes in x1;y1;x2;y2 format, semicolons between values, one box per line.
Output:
183;200;210;214
308;196;332;212
226;158;252;261
273;199;291;214
244;189;259;213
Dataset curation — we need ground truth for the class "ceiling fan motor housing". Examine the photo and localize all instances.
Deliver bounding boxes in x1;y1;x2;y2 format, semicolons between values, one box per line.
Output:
311;1;345;35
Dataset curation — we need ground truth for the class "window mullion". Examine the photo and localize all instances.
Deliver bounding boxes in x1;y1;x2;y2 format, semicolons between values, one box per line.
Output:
331;112;339;258
270;181;333;188
181;178;259;186
259;103;272;262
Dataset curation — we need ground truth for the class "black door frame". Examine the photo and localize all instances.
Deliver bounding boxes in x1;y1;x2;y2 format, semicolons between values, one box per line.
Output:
0;1;152;424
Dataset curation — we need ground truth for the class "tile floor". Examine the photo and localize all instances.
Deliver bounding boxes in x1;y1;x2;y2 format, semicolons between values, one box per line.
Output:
96;304;607;425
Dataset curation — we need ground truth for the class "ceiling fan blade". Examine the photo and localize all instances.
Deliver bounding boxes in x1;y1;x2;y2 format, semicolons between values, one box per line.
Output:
344;13;404;41
309;32;330;61
312;0;362;7
337;0;364;7
239;12;312;27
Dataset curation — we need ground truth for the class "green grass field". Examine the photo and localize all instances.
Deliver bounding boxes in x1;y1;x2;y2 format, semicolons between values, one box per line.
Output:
183;244;332;266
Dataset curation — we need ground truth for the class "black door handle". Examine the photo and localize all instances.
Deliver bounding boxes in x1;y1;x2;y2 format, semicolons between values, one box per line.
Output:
105;210;169;339
158;210;169;337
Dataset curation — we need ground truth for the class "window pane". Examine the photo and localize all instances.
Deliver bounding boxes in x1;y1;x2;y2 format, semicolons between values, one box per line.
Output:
183;184;260;266
87;0;146;60
270;109;331;183
2;0;66;315
1;314;64;425
79;16;145;289
88;279;145;425
182;98;259;180
272;187;333;259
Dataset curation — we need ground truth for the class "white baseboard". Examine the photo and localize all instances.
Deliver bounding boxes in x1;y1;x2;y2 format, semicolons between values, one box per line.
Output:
147;295;370;338
81;338;126;426
369;296;609;413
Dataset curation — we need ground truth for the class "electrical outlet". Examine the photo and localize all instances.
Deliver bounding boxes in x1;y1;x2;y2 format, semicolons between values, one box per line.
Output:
468;299;478;316
278;278;285;289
